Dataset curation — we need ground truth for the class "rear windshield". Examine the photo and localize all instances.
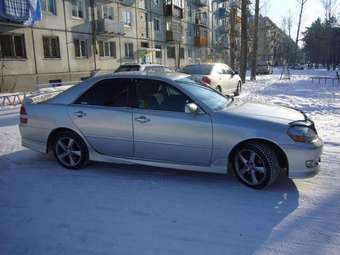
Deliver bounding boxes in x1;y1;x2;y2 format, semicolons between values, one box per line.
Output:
182;65;213;75
115;65;140;72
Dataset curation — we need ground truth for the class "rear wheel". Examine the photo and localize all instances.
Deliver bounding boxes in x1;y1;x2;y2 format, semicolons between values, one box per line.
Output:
53;131;88;169
234;81;242;96
233;142;281;189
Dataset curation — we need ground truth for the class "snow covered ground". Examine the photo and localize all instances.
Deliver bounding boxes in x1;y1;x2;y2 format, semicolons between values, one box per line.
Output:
1;69;340;255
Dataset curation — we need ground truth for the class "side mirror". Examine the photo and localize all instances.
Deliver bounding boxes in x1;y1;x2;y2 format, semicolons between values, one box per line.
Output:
185;103;199;114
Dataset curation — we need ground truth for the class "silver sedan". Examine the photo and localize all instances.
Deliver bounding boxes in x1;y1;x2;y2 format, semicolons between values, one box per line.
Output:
19;73;323;189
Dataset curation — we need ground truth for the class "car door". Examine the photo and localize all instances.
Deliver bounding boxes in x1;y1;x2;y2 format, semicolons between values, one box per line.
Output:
132;78;213;165
221;66;236;93
68;78;133;157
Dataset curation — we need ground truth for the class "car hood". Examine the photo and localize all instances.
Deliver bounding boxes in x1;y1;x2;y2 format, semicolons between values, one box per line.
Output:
224;100;305;124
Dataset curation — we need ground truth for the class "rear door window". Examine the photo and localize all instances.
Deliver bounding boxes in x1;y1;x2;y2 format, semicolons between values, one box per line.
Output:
75;78;130;107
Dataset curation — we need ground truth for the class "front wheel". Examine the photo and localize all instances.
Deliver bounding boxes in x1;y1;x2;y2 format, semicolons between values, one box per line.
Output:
53;131;89;169
233;142;281;189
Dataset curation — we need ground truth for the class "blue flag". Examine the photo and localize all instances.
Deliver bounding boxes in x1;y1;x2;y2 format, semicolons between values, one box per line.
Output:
24;0;42;26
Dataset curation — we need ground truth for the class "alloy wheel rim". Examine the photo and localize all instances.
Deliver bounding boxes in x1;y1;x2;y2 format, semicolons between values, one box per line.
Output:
235;149;267;186
55;137;81;167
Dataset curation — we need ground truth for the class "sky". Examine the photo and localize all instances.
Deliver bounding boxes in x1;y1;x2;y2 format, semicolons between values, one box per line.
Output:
264;0;329;41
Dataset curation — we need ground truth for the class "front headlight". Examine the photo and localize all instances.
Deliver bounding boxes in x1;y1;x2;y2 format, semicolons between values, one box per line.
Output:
287;125;318;143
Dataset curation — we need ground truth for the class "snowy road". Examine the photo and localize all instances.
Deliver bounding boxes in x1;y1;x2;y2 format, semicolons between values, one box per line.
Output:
1;69;340;255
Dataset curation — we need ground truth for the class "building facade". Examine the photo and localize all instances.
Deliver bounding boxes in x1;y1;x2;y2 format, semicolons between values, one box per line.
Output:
0;0;241;92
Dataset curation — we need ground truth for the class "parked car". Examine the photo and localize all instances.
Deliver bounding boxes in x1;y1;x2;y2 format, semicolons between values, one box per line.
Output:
115;63;173;73
182;63;242;96
290;64;305;70
20;73;323;189
256;63;273;75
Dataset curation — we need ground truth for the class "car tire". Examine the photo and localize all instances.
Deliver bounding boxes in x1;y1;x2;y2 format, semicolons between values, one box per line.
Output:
233;142;281;189
53;131;89;169
234;81;242;96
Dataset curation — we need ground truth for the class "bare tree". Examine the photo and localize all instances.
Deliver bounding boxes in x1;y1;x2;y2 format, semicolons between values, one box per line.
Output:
250;0;260;80
321;0;338;19
294;0;309;64
240;0;249;83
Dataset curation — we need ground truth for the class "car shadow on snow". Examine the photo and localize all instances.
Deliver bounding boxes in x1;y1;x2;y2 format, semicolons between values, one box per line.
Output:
0;149;299;255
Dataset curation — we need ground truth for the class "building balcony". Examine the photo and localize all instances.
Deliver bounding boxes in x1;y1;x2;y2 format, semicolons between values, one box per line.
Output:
195;16;208;27
97;19;125;35
117;0;134;6
193;0;208;7
164;4;183;19
195;36;208;47
166;31;183;42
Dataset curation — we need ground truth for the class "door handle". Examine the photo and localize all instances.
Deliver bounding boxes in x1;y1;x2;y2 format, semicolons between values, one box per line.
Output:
73;110;86;118
135;116;150;124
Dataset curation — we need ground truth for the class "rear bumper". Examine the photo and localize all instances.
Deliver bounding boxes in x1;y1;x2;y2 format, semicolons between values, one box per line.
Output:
19;124;48;153
282;138;323;179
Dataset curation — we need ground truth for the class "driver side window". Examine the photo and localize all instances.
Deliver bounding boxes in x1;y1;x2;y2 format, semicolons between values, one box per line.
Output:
135;79;191;112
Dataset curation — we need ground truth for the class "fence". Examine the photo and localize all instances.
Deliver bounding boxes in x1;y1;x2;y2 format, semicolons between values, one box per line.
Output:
0;80;80;107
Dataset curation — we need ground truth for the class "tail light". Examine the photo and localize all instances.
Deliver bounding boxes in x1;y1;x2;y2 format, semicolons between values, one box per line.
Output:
20;105;28;124
201;76;211;86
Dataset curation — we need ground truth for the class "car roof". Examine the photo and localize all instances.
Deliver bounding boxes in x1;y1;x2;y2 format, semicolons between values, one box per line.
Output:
118;63;165;67
97;72;189;81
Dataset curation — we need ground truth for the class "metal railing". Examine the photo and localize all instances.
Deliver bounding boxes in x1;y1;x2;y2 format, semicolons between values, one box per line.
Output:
0;80;80;107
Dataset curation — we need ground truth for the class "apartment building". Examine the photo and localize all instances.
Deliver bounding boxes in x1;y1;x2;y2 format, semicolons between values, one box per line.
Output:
0;0;241;92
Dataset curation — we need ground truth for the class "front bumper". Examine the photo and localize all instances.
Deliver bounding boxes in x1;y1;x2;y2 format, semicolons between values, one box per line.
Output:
282;138;323;179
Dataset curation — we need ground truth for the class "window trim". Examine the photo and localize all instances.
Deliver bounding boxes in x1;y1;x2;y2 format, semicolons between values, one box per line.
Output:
98;40;116;58
41;0;57;15
72;0;86;19
74;39;89;58
124;42;134;59
0;33;26;59
43;36;61;59
122;9;132;27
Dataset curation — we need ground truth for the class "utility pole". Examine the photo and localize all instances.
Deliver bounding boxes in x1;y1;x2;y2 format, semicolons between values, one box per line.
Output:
294;0;309;64
250;0;260;80
239;0;249;83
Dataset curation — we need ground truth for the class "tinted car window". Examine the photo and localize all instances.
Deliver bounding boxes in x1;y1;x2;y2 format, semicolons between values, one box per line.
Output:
115;65;140;72
75;79;129;107
182;65;213;75
135;79;190;112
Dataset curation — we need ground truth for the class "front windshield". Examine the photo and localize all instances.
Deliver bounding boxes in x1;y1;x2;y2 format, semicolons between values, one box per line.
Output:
175;78;232;111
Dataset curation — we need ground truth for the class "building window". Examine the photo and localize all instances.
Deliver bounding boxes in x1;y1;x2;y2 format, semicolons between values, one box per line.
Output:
152;0;160;7
188;48;192;58
167;46;175;59
74;39;88;58
155;45;162;59
124;43;134;58
122;10;131;26
43;36;60;58
154;18;160;31
0;34;26;59
141;42;149;48
42;0;57;15
72;0;85;19
179;47;184;59
98;41;116;58
100;5;113;20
